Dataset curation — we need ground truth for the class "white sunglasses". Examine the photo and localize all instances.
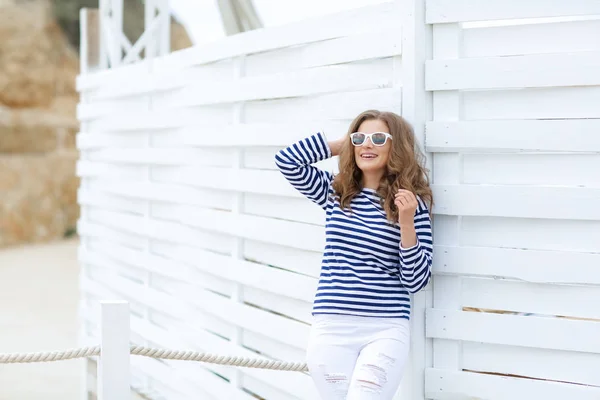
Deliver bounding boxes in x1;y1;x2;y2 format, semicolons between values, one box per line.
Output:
349;132;393;147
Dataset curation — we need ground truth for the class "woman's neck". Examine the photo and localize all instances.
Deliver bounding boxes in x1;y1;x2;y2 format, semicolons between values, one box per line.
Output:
362;172;384;190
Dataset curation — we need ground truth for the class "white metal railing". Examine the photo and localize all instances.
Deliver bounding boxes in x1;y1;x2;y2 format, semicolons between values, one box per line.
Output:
80;0;170;74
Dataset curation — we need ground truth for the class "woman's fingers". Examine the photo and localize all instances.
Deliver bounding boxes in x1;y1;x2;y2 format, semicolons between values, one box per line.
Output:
396;190;417;206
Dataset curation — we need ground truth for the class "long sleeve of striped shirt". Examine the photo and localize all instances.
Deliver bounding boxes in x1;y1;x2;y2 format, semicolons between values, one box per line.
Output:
398;199;433;293
274;132;333;209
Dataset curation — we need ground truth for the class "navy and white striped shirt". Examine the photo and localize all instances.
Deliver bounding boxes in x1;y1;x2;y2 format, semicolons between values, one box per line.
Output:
275;132;433;320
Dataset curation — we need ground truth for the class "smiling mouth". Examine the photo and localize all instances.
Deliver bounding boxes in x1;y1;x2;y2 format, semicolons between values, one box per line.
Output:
361;154;378;159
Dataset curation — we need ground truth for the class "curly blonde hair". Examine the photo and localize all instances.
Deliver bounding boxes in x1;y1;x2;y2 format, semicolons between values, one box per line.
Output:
332;110;433;223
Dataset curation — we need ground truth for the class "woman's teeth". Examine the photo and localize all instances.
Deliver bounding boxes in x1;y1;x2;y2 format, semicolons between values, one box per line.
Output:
361;154;377;159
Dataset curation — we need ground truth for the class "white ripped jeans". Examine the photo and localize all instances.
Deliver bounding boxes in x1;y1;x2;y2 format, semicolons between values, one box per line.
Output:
306;314;411;400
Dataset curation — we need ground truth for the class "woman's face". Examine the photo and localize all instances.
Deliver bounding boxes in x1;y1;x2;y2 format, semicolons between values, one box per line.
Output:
353;119;392;174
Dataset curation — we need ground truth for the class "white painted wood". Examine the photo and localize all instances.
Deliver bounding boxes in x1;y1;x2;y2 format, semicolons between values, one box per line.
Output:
460;278;600;321
462;86;600;120
433;245;600;286
461;153;600;186
78;2;600;398
425;368;600;400
243;287;313;324
147;205;325;252
429;15;462;399
77;132;150;149
244;240;322;278
98;301;130;400
426;0;600;23
77;188;145;214
87;148;235;166
427;309;600;353
150;121;349;147
427;51;600;90
426;119;600;153
459;216;600;253
137;2;397;74
243;193;324;226
79;8;89;74
150;166;299;198
244;27;402;76
462;19;600;58
243;331;306;363
432;184;600;221
398;1;432;399
461;342;600;387
94;59;394;102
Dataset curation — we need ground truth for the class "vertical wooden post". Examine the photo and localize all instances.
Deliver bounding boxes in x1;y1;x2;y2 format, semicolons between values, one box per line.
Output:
230;54;246;395
98;301;130;400
398;0;433;399
80;8;89;74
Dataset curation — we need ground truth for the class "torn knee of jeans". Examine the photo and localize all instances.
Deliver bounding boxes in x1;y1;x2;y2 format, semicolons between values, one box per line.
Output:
354;363;388;394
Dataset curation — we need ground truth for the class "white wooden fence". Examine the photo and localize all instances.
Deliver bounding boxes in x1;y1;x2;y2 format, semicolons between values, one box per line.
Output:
76;0;600;399
424;2;600;399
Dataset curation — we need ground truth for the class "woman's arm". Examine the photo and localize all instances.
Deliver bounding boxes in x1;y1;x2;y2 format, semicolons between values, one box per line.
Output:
274;132;345;209
395;192;433;293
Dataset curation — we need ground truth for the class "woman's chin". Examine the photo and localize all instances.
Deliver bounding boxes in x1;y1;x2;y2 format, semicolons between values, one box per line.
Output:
357;163;385;174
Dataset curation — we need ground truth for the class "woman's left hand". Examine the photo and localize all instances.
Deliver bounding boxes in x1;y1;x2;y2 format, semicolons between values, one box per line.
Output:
395;189;418;226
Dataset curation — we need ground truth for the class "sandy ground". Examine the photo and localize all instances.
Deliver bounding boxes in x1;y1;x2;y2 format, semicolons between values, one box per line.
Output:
0;238;83;400
0;238;144;400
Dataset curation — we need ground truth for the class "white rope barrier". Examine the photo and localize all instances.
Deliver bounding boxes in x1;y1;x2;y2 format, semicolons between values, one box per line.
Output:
0;344;308;371
3;300;309;399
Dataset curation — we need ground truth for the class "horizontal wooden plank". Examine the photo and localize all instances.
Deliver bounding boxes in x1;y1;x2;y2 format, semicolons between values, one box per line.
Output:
425;368;600;400
84;238;316;303
150;166;300;198
426;0;600;23
432;184;600;220
427;51;600;91
458;153;600;187
244;193;325;226
149;121;348;148
433;245;600;286
459;277;600;321
82;27;401;100
84;148;235;166
82;210;235;254
427;309;600;353
461;341;600;387
85;265;311;351
243;331;307;366
76;161;148;180
77;219;148;249
462;19;600;58
76;131;150;149
78;188;145;215
150;204;325;252
426;119;600;152
245;26;402;76
244;287;313;324
80;245;232;296
91;58;393;103
244;240;322;279
77;181;232;212
453;215;600;253
84;104;233;130
461;86;600;120
86;206;324;253
79;88;399;131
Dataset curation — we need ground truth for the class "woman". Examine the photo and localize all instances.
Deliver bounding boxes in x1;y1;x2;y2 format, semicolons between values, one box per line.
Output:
274;110;433;399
